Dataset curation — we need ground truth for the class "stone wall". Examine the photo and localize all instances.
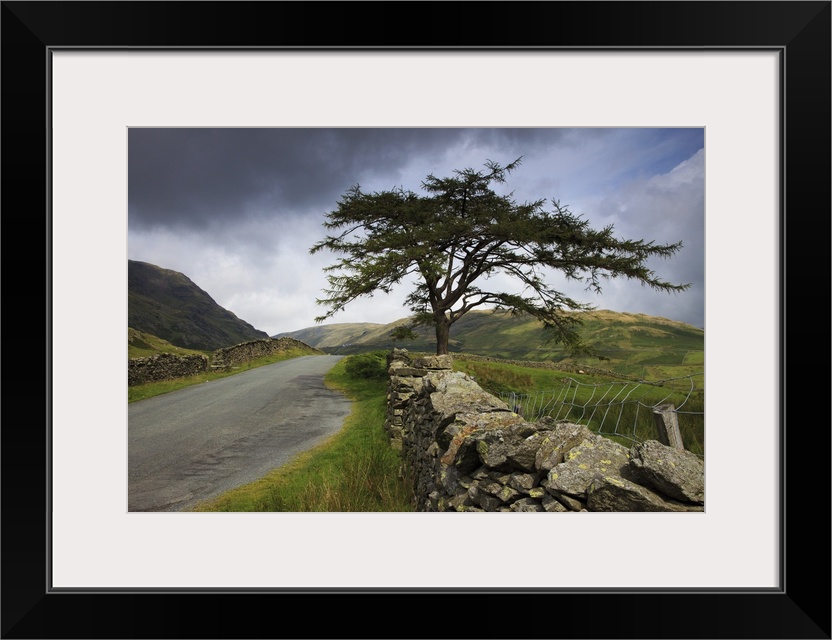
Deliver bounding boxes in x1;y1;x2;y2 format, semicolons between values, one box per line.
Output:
128;353;208;386
129;337;322;385
384;349;704;512
211;337;323;369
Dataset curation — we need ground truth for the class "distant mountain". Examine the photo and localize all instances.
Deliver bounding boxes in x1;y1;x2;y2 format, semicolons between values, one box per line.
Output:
274;322;389;350
275;309;704;376
128;260;269;351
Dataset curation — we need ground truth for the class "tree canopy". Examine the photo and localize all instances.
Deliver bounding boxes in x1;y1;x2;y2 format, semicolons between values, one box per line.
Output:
310;157;691;356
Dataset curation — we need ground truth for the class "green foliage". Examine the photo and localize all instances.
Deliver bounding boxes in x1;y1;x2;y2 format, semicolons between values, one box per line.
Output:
343;350;388;379
310;158;691;356
390;324;418;342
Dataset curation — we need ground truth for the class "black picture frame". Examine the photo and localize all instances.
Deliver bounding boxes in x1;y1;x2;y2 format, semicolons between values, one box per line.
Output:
3;1;829;638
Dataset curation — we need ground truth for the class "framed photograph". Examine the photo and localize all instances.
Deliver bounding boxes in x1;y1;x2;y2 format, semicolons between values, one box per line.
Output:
4;1;829;638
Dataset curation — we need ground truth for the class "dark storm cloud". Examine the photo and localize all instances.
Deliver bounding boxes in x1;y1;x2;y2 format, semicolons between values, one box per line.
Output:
127;128;585;230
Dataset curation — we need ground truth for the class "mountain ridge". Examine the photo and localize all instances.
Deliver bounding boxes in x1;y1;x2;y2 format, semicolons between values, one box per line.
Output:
274;308;704;376
128;260;269;351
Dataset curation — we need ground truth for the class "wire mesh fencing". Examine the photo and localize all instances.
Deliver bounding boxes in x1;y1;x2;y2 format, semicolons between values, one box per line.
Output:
499;373;704;457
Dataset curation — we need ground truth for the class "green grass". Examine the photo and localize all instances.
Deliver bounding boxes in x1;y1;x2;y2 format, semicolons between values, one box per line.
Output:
128;348;321;403
454;359;617;395
188;357;414;512
456;361;534;395
452;358;705;457
564;392;705;456
128;327;210;359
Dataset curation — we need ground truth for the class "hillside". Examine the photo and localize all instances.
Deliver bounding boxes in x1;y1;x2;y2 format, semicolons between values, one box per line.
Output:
128;260;269;351
128;327;209;358
275;309;704;379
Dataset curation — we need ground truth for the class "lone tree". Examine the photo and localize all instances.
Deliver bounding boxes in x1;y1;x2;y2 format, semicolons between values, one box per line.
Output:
310;158;691;356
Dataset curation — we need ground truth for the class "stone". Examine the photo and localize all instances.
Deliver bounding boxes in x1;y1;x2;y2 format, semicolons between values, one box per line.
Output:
487;471;512;484
449;493;473;511
428;371;512;417
468;484;502;511
545;436;630;498
495;485;522;504
534;422;595;471
388;363;429;377
627;440;705;504
510;498;544;512
384;349;706;514
507;433;544;472
508;472;538;493
587;475;705;512
507;421;542;439
477;438;511;469
541;487;585;511
437;465;464;495
128;353;209;386
411;354;454;370
439;423;481;474
542;495;568;512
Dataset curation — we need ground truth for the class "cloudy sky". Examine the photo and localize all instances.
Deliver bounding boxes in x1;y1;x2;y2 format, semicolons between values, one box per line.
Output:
128;128;704;336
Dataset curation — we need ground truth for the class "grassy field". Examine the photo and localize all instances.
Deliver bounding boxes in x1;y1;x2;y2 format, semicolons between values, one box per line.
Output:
452;357;704;456
189;356;414;512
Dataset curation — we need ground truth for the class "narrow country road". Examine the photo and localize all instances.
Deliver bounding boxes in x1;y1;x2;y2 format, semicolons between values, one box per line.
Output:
128;355;349;512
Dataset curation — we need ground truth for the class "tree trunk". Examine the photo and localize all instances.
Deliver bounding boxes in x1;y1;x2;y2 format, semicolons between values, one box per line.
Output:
434;315;451;355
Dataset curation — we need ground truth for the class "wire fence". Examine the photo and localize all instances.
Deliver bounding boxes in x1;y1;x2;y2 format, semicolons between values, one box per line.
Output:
499;373;704;458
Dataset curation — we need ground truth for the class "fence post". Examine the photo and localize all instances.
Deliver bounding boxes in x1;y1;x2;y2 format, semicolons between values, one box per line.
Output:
652;403;685;450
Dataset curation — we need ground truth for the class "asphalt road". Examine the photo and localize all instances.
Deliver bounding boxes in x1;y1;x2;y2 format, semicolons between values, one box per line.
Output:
128;355;350;512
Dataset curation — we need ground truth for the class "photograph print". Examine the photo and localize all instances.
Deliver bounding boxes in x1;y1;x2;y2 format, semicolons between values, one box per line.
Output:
127;127;705;514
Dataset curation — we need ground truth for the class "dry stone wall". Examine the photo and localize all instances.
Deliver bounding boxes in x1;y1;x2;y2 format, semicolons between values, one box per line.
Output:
384;349;704;512
128;353;208;386
212;337;323;369
128;337;322;385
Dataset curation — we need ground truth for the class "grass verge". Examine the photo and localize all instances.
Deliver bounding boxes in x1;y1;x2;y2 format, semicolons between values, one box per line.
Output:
188;357;414;512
